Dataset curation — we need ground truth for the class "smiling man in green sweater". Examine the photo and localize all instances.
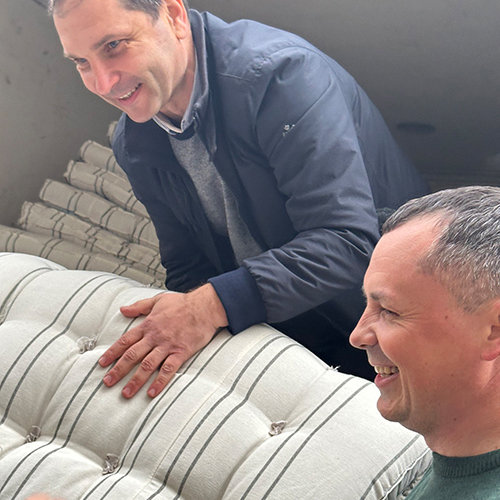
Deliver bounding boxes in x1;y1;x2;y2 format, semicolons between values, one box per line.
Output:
350;185;500;499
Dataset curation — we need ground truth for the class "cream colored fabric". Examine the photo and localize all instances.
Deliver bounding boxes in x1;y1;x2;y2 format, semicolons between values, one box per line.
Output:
0;229;163;287
39;180;158;249
79;139;125;178
64;160;149;217
18;202;164;279
0;253;431;500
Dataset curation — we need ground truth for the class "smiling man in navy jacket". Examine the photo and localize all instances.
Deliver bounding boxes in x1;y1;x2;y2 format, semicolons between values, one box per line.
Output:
51;0;428;398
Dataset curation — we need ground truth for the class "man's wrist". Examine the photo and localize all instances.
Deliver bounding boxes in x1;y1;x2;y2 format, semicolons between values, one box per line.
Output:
189;283;229;331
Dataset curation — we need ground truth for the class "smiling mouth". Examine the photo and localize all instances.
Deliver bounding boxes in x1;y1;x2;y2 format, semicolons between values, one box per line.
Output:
374;366;400;377
118;84;141;101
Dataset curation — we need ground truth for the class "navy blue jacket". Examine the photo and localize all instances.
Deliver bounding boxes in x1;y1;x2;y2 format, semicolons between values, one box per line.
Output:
113;11;428;338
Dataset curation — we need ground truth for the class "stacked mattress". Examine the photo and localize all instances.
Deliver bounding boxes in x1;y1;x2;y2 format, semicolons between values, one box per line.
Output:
0;123;165;288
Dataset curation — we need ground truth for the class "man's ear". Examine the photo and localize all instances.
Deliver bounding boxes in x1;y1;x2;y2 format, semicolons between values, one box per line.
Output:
160;0;190;39
481;300;500;362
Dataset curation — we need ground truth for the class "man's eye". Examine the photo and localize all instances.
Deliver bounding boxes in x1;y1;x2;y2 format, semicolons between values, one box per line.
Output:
381;307;398;318
72;58;88;66
107;40;121;50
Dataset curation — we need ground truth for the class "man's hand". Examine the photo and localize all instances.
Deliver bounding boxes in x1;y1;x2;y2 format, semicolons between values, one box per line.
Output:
99;284;228;399
26;496;59;500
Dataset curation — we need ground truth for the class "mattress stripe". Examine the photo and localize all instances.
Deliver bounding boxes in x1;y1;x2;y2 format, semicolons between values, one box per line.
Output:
5;231;20;252
0;275;123;426
1;317;141;498
94;335;284;499
5;331;239;500
237;375;357;500
85;333;234;499
76;249;90;270
147;338;297;499
9;365;107;500
0;357;105;497
0;272;111;396
377;447;431;500
0;265;54;325
260;382;372;500
172;342;300;500
359;434;425;500
41;237;65;262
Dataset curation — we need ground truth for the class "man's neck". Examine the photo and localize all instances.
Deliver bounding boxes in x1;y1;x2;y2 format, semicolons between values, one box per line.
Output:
161;38;196;122
425;392;500;457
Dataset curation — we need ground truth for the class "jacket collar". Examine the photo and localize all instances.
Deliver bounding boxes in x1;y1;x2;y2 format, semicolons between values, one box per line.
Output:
189;9;217;158
152;10;217;158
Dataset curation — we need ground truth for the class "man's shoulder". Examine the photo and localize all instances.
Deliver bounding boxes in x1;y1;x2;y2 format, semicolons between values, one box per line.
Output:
200;11;327;81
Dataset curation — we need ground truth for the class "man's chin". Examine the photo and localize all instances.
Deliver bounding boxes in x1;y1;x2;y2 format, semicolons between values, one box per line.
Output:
115;106;157;123
101;98;155;123
125;112;155;124
377;397;408;424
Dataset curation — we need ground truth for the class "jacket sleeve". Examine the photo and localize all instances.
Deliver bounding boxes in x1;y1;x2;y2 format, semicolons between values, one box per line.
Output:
210;47;380;333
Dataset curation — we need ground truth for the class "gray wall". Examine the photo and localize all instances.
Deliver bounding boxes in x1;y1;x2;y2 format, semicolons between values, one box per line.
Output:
0;0;120;226
190;0;500;184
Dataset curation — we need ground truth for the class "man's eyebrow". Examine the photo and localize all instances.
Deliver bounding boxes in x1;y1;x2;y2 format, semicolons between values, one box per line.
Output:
92;34;121;51
63;34;121;59
361;286;385;302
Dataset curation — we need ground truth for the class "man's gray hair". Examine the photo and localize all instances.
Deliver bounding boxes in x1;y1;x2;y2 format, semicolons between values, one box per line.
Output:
48;0;189;19
383;185;500;312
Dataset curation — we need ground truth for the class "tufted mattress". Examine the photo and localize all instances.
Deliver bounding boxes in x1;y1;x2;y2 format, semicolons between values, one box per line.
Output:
0;252;430;500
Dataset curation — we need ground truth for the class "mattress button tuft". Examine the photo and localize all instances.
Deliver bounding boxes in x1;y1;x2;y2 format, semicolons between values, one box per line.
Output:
269;421;287;436
25;425;42;443
102;453;120;475
77;336;98;353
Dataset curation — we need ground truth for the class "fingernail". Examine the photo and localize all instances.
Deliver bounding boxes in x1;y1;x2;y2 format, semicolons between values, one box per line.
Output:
148;388;157;398
99;356;107;366
103;375;113;386
123;387;132;398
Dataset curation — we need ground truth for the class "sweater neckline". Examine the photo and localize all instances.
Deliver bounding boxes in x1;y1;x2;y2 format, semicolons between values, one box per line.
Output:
432;448;500;478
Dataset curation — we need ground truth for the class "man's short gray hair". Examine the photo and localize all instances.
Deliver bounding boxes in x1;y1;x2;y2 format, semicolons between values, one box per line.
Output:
383;185;500;312
48;0;189;20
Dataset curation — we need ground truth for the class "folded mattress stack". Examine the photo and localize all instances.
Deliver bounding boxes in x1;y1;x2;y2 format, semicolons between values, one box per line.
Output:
0;123;165;288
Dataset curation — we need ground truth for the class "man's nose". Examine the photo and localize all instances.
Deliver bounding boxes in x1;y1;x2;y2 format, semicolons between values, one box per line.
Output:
87;62;119;97
349;311;377;350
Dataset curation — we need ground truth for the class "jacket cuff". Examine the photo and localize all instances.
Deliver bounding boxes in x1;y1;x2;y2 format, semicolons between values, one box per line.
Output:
208;266;267;334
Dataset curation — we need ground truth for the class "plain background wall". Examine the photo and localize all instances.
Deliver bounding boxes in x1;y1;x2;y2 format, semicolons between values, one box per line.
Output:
0;0;120;227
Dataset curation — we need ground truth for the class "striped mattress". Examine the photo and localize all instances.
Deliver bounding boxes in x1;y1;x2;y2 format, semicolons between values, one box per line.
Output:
0;252;430;499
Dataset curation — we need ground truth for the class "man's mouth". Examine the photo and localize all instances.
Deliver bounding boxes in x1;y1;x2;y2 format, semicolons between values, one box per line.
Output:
118;84;141;101
374;366;399;377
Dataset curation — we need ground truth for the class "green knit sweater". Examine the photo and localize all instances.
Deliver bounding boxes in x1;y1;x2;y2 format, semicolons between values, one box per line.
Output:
406;448;500;499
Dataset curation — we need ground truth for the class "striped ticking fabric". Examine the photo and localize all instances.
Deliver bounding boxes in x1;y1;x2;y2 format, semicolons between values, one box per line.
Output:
18;202;163;278
0;253;431;499
0;135;166;288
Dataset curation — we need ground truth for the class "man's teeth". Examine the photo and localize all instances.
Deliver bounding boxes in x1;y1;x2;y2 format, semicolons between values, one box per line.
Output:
119;85;140;100
374;366;399;377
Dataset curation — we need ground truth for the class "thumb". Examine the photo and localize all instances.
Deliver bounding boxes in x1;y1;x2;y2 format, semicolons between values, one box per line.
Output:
120;295;161;318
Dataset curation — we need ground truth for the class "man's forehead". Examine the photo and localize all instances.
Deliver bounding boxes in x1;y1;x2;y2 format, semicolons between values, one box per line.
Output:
54;0;123;17
363;217;443;294
54;0;133;55
52;0;84;17
379;215;443;258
